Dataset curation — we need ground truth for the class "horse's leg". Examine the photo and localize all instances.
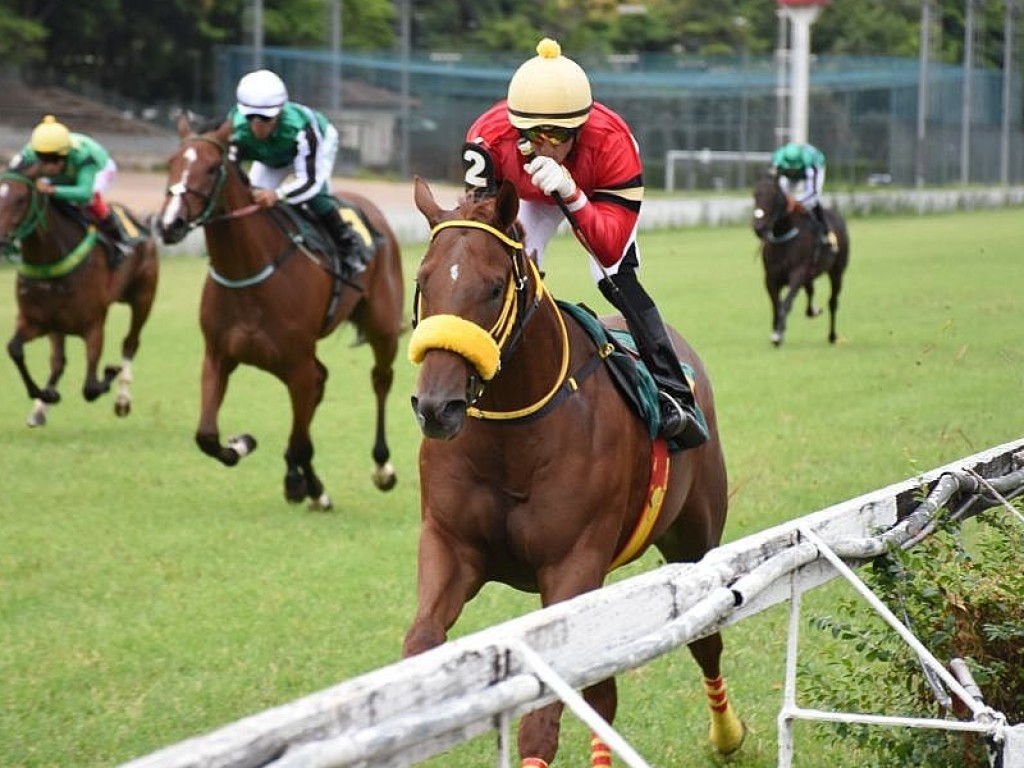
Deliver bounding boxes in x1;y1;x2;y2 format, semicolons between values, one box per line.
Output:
764;268;785;347
114;261;158;418
368;334;397;491
402;517;484;656
804;281;822;318
773;280;803;347
518;563;610;768
6;321;58;407
81;319;118;401
687;632;746;755
282;357;330;510
29;334;69;426
827;267;844;344
195;352;253;466
657;454;742;757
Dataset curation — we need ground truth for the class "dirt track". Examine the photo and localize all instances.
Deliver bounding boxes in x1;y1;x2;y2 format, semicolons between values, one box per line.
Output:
111;171;461;218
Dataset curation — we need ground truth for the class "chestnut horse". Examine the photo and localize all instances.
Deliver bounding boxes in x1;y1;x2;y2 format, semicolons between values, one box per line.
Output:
751;172;850;346
156;117;403;509
404;177;744;767
0;167;159;427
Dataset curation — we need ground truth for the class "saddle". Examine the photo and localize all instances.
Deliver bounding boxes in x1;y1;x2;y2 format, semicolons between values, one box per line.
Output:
560;301;708;453
55;201;148;269
277;197;380;273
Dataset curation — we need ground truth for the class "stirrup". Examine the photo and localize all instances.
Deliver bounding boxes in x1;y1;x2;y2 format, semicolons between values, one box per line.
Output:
658;392;706;448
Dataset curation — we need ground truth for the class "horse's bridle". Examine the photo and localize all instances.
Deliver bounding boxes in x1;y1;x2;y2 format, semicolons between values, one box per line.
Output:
166;135;304;289
0;170;103;278
164;136;233;230
0;171;49;243
755;178;799;245
408;218;573;421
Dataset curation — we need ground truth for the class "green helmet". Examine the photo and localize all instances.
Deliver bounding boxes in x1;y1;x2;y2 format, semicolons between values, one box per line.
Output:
776;143;805;171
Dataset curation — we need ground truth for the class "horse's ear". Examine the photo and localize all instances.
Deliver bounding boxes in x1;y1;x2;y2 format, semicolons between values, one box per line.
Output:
176;113;192;139
413;175;444;226
494;179;519;231
213;119;232;143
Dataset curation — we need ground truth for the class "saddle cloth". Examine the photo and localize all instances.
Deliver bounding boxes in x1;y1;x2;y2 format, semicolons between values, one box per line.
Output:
559;301;708;454
280;197;379;266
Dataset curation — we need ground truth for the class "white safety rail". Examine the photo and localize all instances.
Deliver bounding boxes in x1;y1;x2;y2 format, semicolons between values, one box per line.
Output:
120;438;1024;768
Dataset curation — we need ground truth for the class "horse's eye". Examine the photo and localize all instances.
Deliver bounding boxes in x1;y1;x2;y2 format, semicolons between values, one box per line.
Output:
489;283;503;302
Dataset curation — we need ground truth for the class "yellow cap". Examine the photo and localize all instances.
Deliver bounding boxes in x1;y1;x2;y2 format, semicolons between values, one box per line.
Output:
507;39;592;130
30;115;72;156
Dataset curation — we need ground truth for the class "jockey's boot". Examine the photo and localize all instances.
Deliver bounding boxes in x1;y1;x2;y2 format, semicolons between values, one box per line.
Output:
98;212;135;260
317;208;366;278
599;272;708;449
812;204;839;254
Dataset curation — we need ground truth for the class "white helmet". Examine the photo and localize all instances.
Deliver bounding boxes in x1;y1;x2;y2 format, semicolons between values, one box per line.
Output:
507;38;592;130
236;69;288;118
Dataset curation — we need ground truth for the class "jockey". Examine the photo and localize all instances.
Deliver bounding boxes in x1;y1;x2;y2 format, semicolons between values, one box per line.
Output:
228;69;366;276
771;141;839;253
10;115;133;257
464;38;706;449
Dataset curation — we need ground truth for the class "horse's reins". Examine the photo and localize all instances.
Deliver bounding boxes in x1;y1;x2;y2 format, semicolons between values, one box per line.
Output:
759;179;799;245
0;170;101;278
167;135;327;290
410;218;594;422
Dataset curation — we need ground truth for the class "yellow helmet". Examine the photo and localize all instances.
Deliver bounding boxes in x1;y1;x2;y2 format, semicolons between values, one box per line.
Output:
30;115;72;156
507;38;592;130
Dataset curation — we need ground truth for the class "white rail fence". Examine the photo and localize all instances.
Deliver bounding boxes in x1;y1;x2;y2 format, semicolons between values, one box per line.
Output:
121;438;1024;768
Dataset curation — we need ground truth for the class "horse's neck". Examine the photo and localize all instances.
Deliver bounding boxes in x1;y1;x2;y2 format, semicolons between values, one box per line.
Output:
21;208;88;264
204;173;286;266
772;210;797;237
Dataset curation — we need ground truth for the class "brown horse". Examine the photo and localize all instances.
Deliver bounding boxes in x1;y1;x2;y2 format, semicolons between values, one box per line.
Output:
403;177;744;767
156;116;403;509
751;172;849;347
0;167;159;427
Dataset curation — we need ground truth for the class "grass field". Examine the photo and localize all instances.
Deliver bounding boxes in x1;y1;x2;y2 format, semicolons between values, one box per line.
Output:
1;205;1022;767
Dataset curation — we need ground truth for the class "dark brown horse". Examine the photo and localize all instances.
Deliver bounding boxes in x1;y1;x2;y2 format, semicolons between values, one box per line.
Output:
751;172;849;346
403;177;744;767
156;117;403;509
0;167;159;427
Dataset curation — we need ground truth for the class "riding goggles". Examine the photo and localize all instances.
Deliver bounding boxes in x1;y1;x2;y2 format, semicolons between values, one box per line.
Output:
245;113;276;124
35;152;66;163
518;126;578;147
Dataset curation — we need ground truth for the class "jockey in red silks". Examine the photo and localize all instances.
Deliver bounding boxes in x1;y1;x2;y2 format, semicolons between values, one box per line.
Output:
464;38;706;449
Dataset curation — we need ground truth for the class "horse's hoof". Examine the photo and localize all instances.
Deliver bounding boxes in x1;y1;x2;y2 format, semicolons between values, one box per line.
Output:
307;493;333;511
770;332;783;346
226;434;257;458
114;398;131;418
25;411;46;428
285;473;306;503
373;462;397;492
711;719;747;756
807;307;823;318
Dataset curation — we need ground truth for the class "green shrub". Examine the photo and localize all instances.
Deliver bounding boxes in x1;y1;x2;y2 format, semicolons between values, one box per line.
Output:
804;502;1024;767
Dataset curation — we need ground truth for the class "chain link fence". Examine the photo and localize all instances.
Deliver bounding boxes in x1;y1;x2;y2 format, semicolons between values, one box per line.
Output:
217;46;1023;189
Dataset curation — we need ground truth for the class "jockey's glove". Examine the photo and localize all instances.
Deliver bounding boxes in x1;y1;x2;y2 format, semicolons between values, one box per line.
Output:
525;156;579;202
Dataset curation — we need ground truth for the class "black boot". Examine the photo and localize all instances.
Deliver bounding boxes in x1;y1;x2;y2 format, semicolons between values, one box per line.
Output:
99;212;134;260
317;208;366;277
599;273;708;449
812;204;838;253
